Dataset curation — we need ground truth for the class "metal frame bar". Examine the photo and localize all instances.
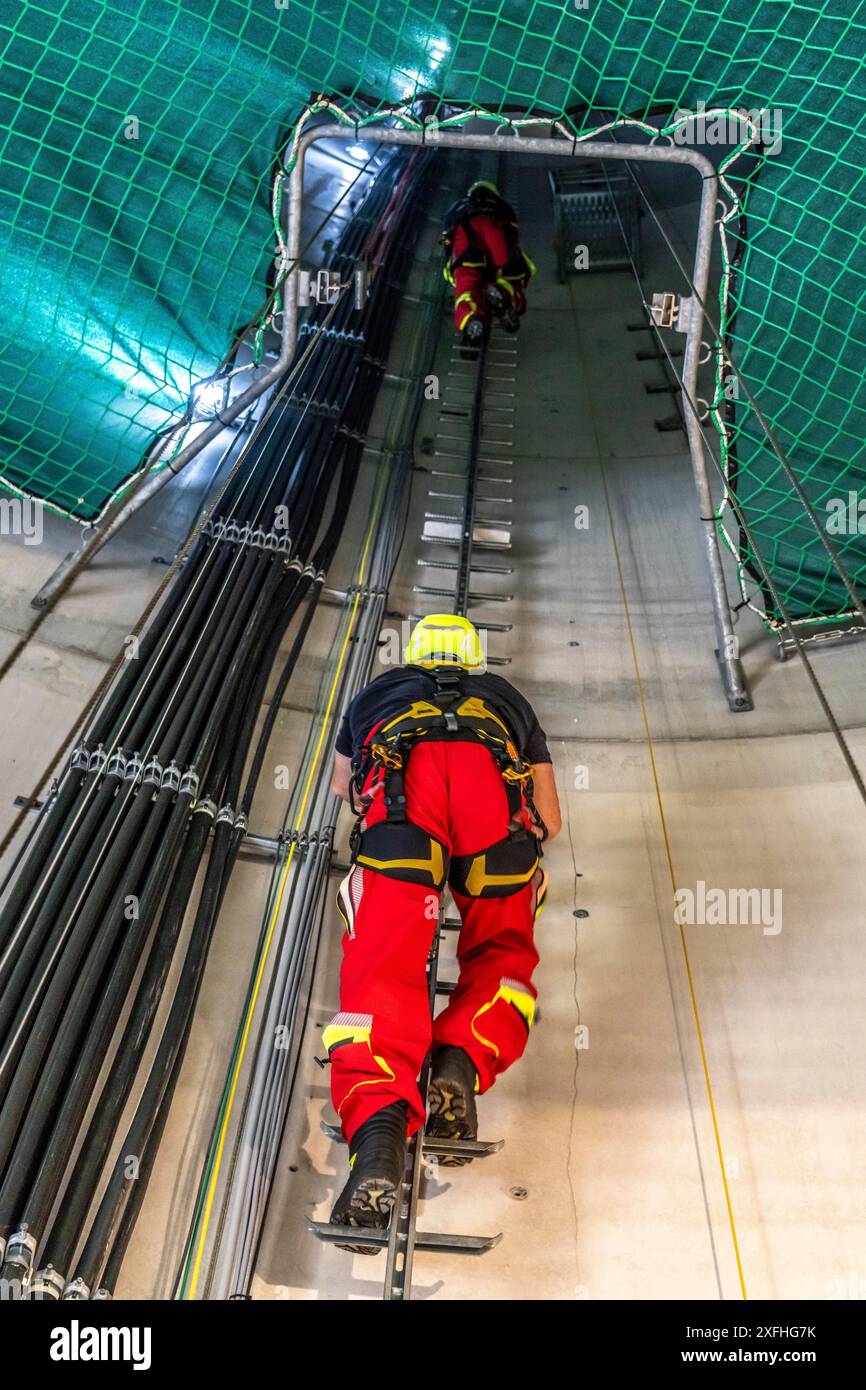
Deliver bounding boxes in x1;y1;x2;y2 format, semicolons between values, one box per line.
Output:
34;119;751;709
289;124;750;712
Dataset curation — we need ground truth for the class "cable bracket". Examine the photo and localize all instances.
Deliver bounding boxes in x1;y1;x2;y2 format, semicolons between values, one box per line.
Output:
124;752;144;784
180;768;200;799
142;757;163;788
650;291;698;334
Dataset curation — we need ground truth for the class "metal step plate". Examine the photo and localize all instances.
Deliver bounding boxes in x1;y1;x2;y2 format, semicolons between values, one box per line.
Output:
421;519;511;548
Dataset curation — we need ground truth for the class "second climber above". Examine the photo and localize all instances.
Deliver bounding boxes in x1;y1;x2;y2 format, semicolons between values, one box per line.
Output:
441;180;536;353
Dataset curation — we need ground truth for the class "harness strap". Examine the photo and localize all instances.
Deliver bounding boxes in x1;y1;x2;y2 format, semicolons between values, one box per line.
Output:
348;668;547;849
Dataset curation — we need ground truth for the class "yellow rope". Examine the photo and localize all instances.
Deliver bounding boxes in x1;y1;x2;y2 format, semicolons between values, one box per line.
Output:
598;463;748;1301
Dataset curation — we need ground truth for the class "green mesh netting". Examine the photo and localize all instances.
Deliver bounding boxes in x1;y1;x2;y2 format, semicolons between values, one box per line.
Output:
1;1;865;630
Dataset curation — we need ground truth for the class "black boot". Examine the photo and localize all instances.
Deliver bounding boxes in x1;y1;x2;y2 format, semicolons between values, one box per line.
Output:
426;1046;478;1164
330;1100;407;1253
460;315;487;359
499;304;520;333
485;284;520;333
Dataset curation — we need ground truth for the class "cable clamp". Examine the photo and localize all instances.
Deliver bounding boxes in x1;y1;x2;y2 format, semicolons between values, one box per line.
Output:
250;526;267;549
193;797;217;820
106;749;128;779
161;761;181;793
124;752;144;783
225;519;240;544
233;810;248;833
88;744;107;775
298;323;364;345
31;1266;66;1301
61;1275;90;1301
180;768;200;798
71;744;90;771
215;802;235;827
5;1226;37;1263
143;757;163;787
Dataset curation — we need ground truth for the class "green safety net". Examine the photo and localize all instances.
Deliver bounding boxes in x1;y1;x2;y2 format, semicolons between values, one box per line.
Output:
1;0;864;629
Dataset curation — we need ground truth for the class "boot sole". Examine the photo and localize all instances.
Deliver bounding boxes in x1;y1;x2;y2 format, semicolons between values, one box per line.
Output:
331;1174;398;1255
426;1077;478;1165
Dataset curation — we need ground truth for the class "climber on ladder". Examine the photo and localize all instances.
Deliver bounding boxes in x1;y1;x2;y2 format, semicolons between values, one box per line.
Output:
324;615;561;1249
442;181;537;353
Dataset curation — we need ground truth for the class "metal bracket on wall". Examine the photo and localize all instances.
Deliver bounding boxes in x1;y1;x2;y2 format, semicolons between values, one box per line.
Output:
651;291;698;335
298;264;369;309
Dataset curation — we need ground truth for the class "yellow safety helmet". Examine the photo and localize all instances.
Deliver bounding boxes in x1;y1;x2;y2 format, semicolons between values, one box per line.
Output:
405;614;484;669
468;179;499;198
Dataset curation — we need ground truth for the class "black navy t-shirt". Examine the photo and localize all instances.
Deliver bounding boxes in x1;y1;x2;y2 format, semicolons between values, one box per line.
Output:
335;666;551;765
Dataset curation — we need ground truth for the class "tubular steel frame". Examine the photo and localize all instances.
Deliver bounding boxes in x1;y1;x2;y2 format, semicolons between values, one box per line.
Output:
33;119;749;712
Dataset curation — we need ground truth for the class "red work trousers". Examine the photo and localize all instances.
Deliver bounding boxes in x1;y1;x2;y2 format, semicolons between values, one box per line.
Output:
327;741;545;1145
451;214;530;332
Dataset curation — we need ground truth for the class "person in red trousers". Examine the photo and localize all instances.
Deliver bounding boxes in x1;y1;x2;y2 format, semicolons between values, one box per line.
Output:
442;181;536;353
325;615;561;1249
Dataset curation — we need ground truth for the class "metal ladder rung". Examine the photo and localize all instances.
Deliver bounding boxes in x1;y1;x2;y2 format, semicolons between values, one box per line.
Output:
319;1121;503;1160
308;1221;503;1255
424;512;513;528
422;534;512;552
404;614;513;635
416;559;514;575
429;491;512;505
424;1137;505;1160
431;469;512;483
413;586;513;604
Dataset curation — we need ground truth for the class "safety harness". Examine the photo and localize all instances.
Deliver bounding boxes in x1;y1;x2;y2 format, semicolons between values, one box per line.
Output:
348;667;546;897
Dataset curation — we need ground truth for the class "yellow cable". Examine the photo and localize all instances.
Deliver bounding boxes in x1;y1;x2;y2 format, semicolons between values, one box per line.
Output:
598;465;748;1302
184;500;381;1298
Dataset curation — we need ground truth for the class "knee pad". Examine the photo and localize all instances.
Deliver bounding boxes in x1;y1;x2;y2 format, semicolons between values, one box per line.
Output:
353;819;449;890
449;828;539;898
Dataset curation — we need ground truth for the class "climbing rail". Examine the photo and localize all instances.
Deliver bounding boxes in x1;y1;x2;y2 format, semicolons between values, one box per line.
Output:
308;207;521;1294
